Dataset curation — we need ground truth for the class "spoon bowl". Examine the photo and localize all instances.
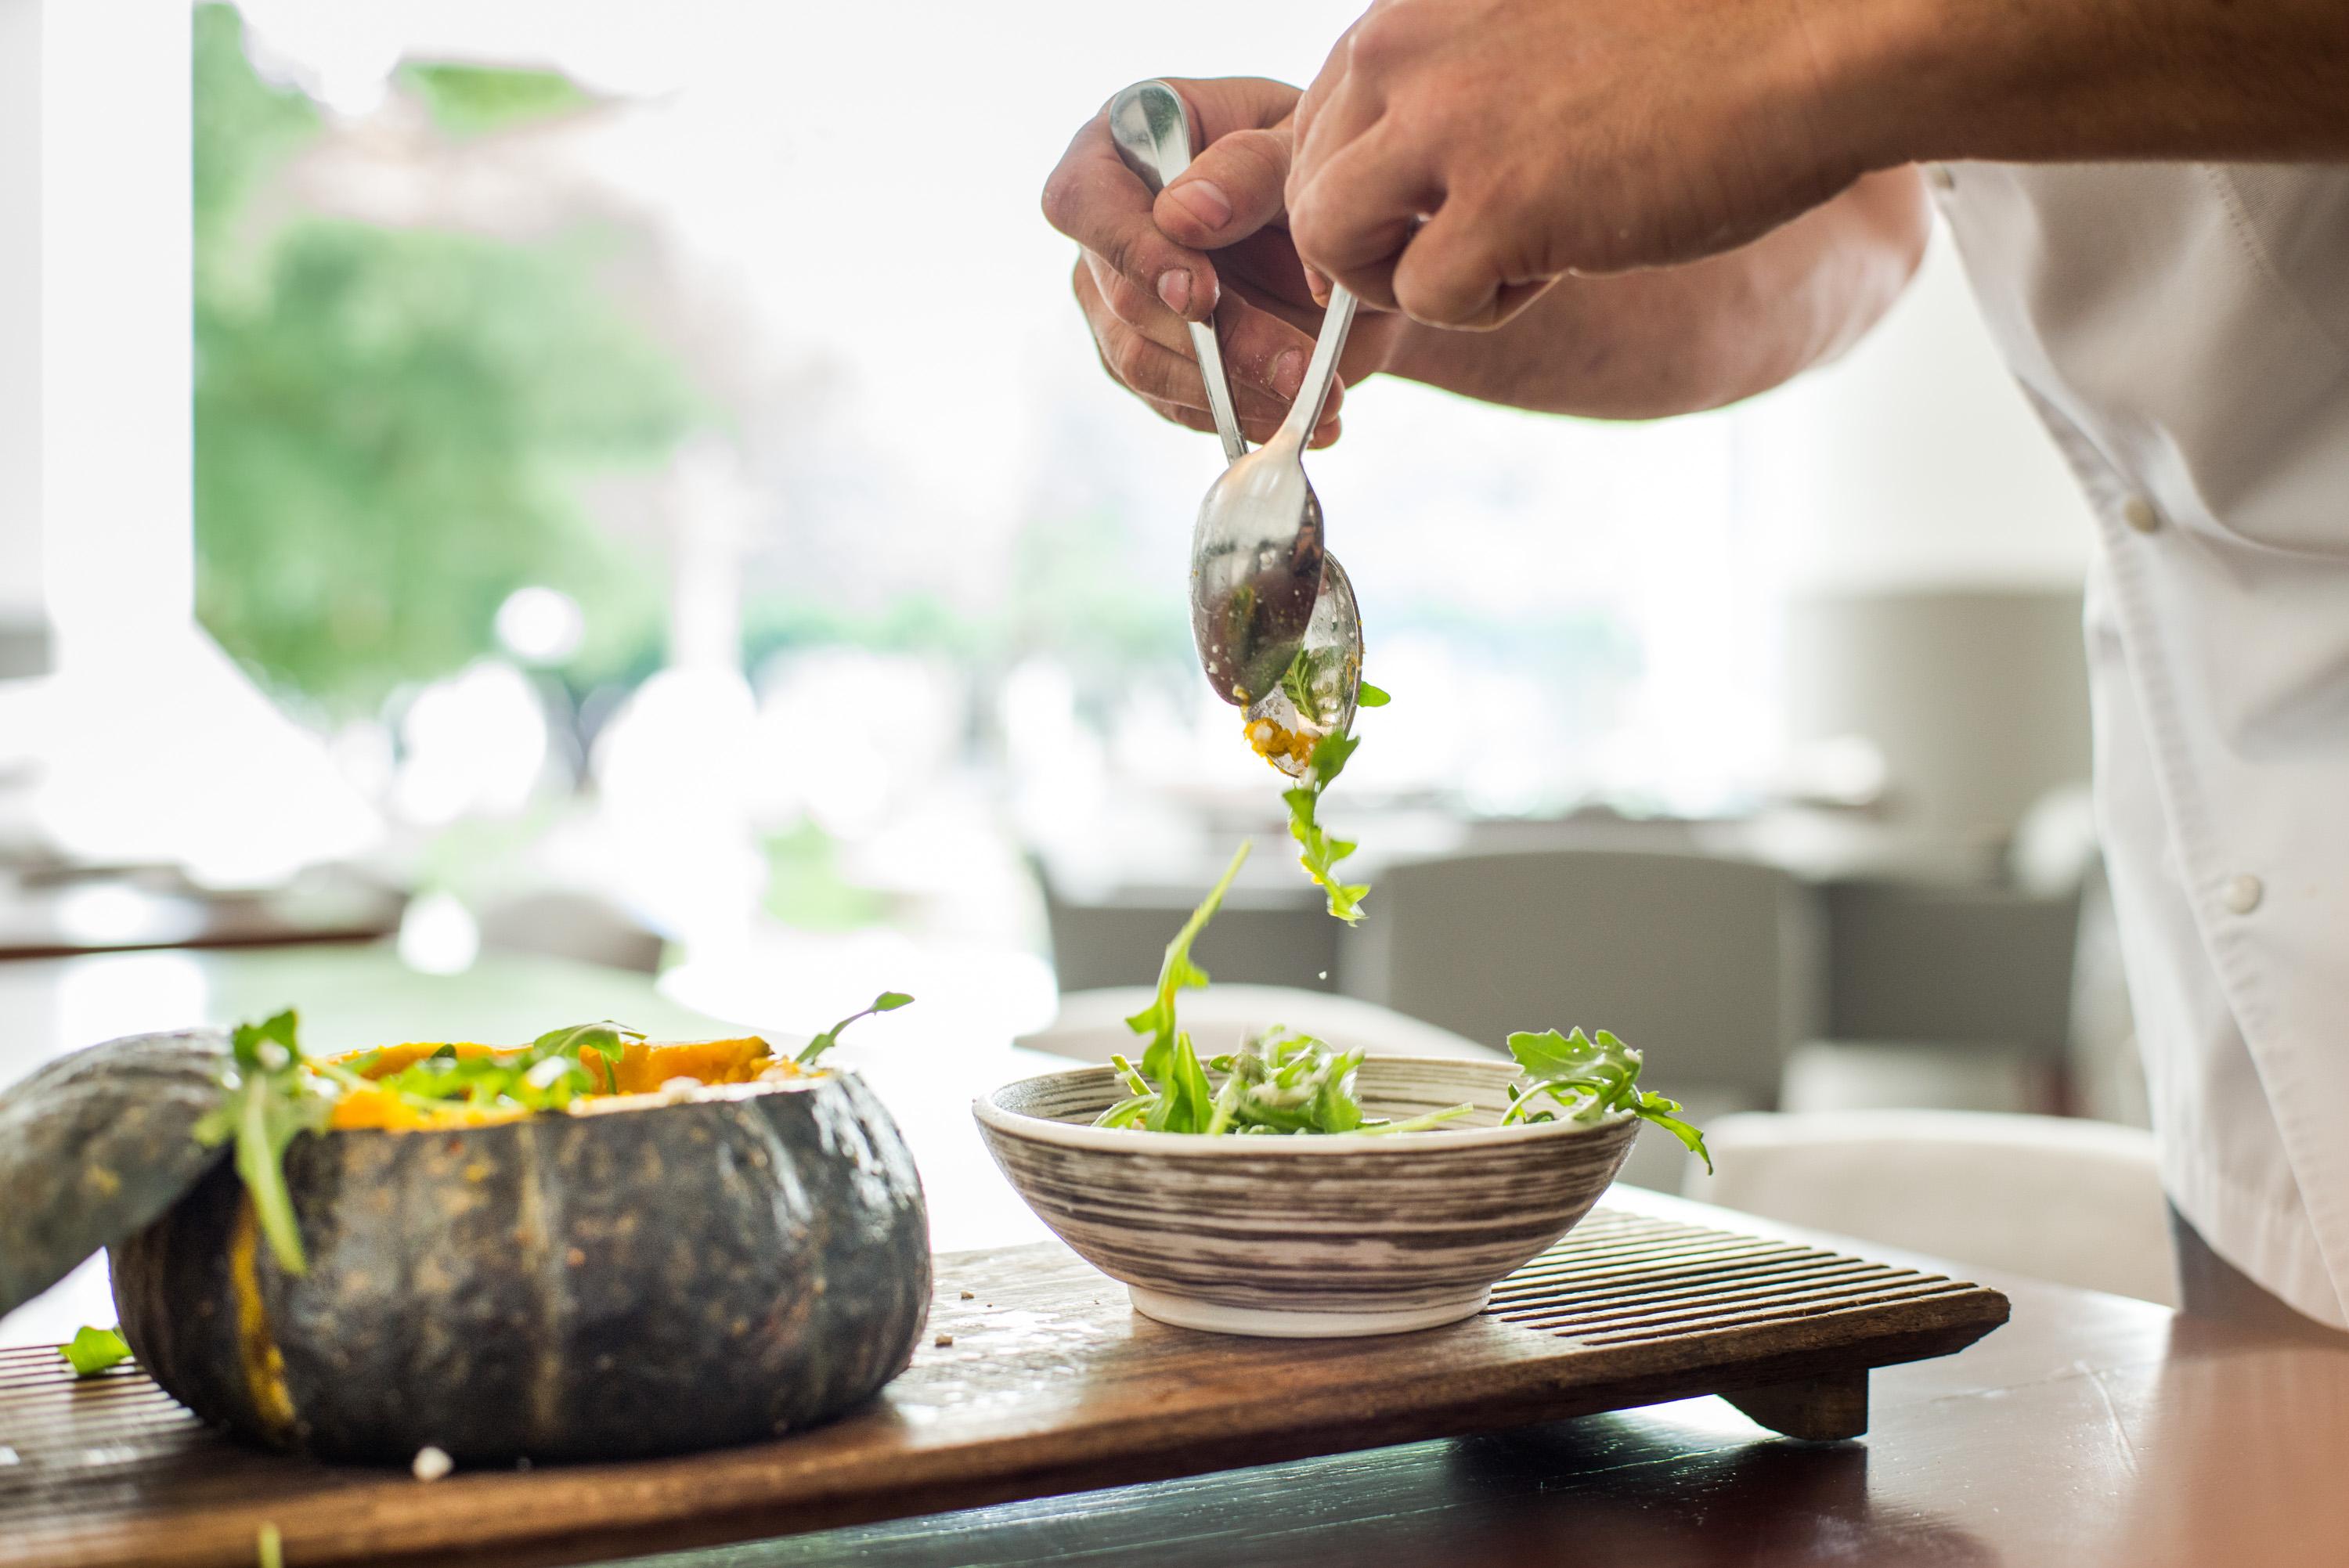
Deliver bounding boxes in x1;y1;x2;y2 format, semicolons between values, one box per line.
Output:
1243;552;1364;778
1191;288;1359;709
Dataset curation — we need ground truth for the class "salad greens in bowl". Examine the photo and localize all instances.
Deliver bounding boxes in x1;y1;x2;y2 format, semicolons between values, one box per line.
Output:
974;842;1709;1338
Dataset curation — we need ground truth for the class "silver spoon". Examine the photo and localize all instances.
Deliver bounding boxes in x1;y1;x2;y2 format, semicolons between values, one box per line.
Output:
1107;81;1246;463
1106;82;1365;769
1196;285;1358;715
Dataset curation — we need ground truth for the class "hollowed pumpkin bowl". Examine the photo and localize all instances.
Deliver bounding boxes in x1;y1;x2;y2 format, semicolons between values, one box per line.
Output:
15;1031;936;1464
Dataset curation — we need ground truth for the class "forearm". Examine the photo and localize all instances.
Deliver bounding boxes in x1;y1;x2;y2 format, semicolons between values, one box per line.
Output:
1831;0;2349;166
1380;168;1929;420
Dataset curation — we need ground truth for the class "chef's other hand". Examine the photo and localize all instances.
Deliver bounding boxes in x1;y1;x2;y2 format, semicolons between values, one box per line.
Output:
1289;0;1869;329
1041;76;1403;449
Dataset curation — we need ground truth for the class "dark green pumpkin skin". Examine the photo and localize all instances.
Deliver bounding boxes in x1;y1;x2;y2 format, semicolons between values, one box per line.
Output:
0;1030;229;1317
113;1070;929;1462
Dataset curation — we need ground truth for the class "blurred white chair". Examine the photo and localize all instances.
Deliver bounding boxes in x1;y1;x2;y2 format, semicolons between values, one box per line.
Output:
1345;847;1817;1190
1019;984;1498;1067
475;890;665;975
1683;1108;2174;1305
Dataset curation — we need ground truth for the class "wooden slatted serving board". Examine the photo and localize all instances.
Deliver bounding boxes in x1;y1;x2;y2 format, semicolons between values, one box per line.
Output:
0;1207;2008;1568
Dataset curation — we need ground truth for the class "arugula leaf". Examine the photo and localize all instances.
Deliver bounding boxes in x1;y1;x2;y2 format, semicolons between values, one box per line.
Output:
1145;1030;1220;1133
527;1021;642;1094
61;1325;132;1377
1109;1022;1473;1138
1124;841;1251;1081
1499;1027;1711;1171
796;991;915;1068
1356;682;1391;708
355;1021;651;1116
193;1010;334;1274
1285;730;1369;923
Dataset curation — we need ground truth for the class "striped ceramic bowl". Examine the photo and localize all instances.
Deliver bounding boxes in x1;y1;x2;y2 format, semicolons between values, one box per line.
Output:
973;1056;1639;1337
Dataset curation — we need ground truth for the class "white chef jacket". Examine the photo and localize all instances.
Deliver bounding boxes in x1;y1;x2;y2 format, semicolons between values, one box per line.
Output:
1935;161;2349;1328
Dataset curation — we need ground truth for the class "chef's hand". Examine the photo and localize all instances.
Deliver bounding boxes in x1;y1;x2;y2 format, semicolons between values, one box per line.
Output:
1041;77;1410;448
1289;0;1872;329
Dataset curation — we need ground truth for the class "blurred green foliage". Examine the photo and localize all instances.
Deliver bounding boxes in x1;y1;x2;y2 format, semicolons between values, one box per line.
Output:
760;820;891;932
193;5;699;717
399;62;596;138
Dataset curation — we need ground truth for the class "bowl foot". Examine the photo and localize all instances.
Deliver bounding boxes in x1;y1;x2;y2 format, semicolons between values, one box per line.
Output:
1127;1285;1491;1338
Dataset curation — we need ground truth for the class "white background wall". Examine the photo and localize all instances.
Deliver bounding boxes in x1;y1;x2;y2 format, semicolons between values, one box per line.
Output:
1742;225;2097;596
0;0;45;661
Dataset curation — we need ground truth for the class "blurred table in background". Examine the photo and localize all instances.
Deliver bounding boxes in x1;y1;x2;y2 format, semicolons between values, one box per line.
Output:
0;862;404;960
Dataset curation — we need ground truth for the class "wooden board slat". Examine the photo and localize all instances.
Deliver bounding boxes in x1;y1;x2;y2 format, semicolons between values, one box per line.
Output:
0;1208;2008;1568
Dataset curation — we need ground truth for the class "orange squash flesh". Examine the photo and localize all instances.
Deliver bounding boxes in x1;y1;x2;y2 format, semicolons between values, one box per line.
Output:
323;1037;798;1130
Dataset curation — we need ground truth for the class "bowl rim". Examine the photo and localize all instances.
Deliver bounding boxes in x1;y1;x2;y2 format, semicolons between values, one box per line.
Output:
972;1055;1634;1156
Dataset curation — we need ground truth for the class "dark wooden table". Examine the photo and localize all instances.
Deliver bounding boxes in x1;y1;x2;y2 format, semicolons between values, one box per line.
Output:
5;946;2347;1568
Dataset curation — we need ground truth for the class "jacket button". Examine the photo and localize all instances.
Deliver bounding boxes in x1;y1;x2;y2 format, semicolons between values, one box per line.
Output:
2223;874;2264;914
2122;496;2162;533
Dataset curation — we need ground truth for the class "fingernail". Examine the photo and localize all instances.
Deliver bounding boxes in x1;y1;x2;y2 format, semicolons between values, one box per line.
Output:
1156;270;1191;314
1272;349;1304;398
1166;179;1232;231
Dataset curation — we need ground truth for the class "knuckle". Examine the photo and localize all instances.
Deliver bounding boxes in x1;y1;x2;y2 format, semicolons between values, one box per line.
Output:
1208;128;1291;202
1397;259;1485;328
1101;268;1158;326
1345;11;1415;74
1040;167;1084;236
1109;328;1160;393
1097;222;1154;288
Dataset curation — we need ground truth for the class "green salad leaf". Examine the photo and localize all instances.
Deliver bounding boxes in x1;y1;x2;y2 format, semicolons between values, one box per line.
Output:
1093;864;1705;1155
345;1019;653;1116
1100;856;1471;1136
1096;1026;1474;1137
193;1011;334;1274
1257;650;1383;922
525;1022;639;1093
1499;1027;1712;1171
1284;730;1369;924
796;991;915;1067
1124;842;1250;1084
61;1325;132;1377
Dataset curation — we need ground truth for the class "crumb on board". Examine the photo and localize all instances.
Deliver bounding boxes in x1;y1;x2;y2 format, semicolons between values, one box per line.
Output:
960;1289;975;1299
934;1333;954;1347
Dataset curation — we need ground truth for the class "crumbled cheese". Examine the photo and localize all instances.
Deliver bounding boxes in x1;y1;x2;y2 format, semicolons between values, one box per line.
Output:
412;1445;453;1482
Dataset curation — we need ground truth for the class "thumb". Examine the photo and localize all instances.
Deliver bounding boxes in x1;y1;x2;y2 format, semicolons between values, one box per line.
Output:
1157;124;1293;250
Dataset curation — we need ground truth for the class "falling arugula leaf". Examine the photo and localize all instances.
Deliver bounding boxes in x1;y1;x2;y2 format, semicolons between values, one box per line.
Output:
61;1325;132;1377
1499;1027;1711;1171
1285;730;1369;923
192;1011;334;1275
1124;841;1251;1083
1356;682;1391;708
796;991;915;1068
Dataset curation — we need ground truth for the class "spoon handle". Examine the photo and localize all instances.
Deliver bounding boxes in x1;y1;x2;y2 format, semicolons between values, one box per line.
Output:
1107;81;1247;465
1276;285;1357;449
